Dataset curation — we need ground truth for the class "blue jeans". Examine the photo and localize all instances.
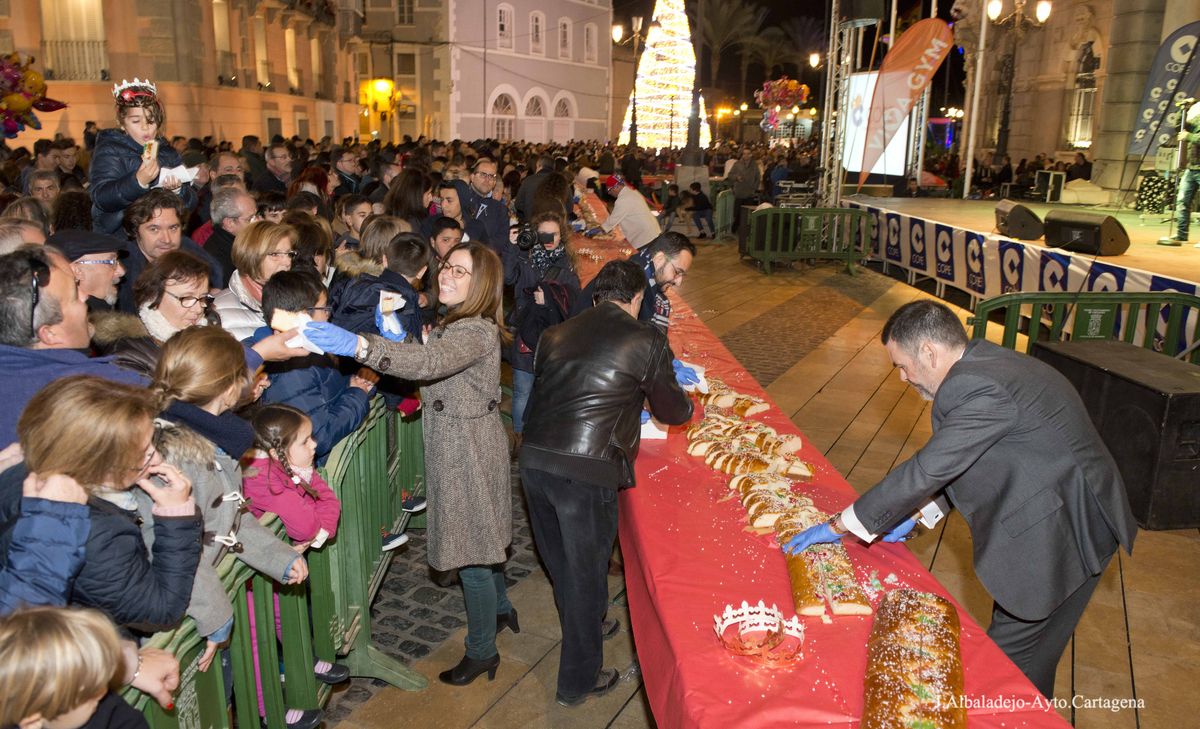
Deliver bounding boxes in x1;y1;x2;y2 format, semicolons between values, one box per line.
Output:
459;564;512;660
511;368;535;434
692;210;714;236
660;209;677;232
1175;168;1200;240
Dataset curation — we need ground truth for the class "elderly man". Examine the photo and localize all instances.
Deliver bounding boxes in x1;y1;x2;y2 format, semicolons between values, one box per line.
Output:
116;190;222;312
49;229;127;312
784;300;1137;699
573;231;695;331
205;188;259;287
521;259;694;707
0;219;46;254
252;142;293;194
591;175;660;250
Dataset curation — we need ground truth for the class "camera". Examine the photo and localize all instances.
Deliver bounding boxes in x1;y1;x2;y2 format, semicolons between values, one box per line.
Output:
515;224;538;250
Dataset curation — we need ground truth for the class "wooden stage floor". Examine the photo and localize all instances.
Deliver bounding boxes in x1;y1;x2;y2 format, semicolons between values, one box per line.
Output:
852;196;1200;286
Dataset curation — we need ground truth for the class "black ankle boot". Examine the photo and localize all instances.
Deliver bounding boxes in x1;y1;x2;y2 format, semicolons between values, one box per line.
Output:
496;607;521;635
438;653;500;686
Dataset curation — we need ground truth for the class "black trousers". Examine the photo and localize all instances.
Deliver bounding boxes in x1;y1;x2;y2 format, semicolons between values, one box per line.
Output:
986;549;1115;699
520;467;618;698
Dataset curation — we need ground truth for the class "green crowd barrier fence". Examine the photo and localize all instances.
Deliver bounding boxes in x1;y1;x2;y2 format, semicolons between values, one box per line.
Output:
967;290;1200;363
714;189;735;238
122;397;427;728
746;207;866;275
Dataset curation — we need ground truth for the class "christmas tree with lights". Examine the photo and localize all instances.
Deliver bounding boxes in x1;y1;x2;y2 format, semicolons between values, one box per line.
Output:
618;0;710;150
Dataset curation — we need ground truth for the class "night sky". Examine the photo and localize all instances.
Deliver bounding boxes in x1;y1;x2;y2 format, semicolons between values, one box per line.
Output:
611;0;965;111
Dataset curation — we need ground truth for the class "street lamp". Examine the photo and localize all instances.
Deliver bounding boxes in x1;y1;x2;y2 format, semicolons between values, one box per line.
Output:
740;102;748;111
808;52;820;69
985;0;1052;159
612;16;659;149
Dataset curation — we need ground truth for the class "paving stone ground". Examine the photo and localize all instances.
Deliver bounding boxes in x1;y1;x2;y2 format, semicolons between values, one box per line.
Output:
324;462;537;723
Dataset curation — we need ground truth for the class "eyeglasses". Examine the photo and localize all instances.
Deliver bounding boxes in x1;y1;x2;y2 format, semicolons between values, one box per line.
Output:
164;290;214;309
667;259;688;282
439;262;472;279
75;259;120;267
473;171;497;180
28;258;50;340
129;439;158;473
267;250;297;260
306;306;332;316
233;213;261;223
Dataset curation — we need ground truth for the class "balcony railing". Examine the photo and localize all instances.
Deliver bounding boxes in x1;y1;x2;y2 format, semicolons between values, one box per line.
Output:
42;40;108;81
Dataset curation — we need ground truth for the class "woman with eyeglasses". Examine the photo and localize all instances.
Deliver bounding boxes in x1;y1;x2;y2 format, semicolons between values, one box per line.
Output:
144;327;329;726
3;375;203;633
212;221;297;340
303;243;517;687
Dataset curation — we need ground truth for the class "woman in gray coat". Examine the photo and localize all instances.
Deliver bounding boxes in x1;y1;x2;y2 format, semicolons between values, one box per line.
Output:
304;242;515;687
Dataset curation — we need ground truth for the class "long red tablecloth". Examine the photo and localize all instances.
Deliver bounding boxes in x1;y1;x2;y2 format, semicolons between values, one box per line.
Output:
567;195;1069;729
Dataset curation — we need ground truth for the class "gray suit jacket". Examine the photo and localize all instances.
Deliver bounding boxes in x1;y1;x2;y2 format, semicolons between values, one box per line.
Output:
854;340;1137;621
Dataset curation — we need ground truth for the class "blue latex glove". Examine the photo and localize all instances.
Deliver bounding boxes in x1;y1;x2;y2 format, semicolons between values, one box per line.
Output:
881;517;917;543
375;304;407;342
584;227;603;237
672;359;701;387
782;521;844;555
303;322;358;357
640;410;651;424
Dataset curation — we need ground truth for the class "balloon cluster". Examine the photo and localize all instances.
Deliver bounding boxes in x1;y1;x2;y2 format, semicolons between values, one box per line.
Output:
753;77;810;111
0;54;67;138
760;110;779;132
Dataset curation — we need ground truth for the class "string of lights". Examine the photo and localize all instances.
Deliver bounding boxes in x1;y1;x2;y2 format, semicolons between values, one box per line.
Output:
617;0;711;149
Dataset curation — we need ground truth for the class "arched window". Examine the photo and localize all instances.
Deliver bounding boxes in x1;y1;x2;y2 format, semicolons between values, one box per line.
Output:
558;18;572;60
1065;42;1100;149
555;99;571;118
525;97;545;117
530;12;545;55
584;23;597;64
497;4;514;50
492;93;516;139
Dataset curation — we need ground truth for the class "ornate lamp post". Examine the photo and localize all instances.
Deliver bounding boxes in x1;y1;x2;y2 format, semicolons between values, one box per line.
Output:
986;0;1052;159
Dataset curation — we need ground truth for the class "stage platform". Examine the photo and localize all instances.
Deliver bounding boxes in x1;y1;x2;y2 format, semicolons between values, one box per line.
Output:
852;196;1200;287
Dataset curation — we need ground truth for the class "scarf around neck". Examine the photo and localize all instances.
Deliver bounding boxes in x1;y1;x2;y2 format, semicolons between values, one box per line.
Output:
529;244;566;278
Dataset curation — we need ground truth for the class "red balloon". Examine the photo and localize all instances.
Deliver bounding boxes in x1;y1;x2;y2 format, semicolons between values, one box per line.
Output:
32;97;66;112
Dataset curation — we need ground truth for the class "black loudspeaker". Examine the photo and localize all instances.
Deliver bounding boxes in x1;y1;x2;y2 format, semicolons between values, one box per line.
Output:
1044;209;1131;256
994;199;1044;240
1032;340;1200;530
843;0;886;20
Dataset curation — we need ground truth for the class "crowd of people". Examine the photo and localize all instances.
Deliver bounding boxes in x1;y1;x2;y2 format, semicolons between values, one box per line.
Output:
0;76;704;729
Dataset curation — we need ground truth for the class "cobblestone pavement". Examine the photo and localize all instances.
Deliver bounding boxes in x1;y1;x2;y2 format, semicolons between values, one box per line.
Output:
718;264;895;387
325;463;537;723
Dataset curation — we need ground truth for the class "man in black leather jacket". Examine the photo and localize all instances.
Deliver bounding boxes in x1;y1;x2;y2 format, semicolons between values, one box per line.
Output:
520;259;694;707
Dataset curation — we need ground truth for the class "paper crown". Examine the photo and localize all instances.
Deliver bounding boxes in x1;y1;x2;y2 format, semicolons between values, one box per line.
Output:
112;78;158;104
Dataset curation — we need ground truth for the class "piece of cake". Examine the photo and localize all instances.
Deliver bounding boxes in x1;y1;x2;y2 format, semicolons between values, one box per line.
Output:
269;309;305;332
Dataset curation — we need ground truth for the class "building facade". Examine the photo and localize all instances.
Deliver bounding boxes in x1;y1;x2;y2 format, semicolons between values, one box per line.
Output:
0;0;367;144
955;0;1200;197
360;0;612;143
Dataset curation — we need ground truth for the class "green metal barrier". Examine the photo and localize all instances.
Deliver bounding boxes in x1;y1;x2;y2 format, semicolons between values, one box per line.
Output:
714;189;735;238
746;207;866;275
966;290;1200;363
123;398;428;726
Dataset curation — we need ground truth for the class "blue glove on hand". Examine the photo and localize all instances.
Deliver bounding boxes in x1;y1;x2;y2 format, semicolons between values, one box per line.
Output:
881;517;917;543
782;521;844;555
640;410;651;424
375;304;407;343
585;227;603;237
672;359;701;387
303;322;358;357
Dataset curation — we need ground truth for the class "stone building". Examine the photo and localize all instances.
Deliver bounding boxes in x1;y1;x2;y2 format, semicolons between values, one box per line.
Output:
0;0;366;144
359;0;612;143
953;0;1200;199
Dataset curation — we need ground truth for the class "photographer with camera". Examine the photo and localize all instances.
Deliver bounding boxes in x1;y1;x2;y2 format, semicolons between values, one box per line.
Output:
504;212;579;452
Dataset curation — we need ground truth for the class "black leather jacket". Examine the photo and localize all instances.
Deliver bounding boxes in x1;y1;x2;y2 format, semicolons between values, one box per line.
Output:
519;302;694;488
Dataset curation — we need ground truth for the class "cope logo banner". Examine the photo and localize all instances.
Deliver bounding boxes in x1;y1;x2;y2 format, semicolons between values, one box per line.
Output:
934;223;955;282
1039;251;1071;292
909;218;928;273
1128;21;1200;155
964;232;986;294
885;213;903;262
998;240;1025;293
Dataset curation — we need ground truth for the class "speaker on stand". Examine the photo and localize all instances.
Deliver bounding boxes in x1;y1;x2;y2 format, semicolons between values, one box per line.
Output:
994;200;1044;240
1044;210;1131;256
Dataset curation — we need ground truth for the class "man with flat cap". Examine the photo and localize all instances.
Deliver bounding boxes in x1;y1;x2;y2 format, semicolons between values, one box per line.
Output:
47;229;127;312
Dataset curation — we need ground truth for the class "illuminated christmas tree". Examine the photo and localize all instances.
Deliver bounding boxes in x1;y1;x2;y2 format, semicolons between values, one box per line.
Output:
618;0;710;150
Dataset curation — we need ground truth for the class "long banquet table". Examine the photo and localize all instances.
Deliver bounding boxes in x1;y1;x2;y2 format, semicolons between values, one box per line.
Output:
569;194;1070;729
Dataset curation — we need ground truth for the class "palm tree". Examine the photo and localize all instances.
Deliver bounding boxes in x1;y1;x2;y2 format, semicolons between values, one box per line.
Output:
749;27;794;85
699;0;768;91
780;16;826;78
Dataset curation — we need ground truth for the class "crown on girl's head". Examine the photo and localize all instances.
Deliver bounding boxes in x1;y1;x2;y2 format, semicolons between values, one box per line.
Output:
112;78;158;104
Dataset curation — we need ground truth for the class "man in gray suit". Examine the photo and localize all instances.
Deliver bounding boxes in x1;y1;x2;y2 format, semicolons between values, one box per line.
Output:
784;300;1137;699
